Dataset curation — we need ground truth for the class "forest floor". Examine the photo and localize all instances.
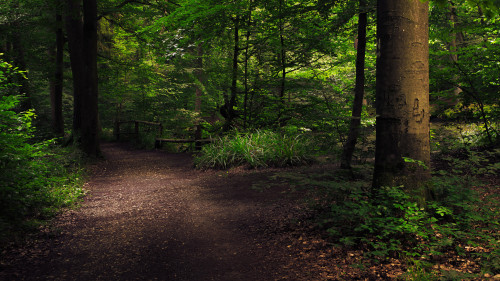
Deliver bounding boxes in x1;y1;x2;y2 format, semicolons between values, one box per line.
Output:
0;142;497;280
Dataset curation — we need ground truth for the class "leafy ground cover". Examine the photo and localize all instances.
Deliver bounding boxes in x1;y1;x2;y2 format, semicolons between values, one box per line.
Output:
0;94;86;248
1;58;86;247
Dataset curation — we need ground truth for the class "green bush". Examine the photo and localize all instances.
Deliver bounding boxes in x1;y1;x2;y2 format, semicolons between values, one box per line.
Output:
0;96;85;241
272;167;499;275
194;130;315;169
137;130;158;149
1;58;85;244
316;178;499;274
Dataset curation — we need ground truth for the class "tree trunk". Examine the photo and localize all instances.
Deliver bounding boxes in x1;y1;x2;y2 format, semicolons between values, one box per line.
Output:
50;3;65;137
194;43;203;150
277;0;286;125
243;3;252;129
340;0;368;170
446;1;462;103
372;0;430;191
223;16;240;132
11;21;31;111
65;0;84;133
81;0;100;156
65;0;100;156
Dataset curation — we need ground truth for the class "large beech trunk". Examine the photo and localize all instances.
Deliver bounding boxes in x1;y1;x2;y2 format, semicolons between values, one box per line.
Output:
372;0;431;190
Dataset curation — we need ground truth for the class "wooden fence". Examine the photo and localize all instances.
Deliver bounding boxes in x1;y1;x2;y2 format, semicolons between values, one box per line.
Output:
114;120;211;149
114;120;163;141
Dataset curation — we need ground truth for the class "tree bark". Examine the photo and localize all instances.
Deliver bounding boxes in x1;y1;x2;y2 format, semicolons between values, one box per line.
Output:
277;0;286;125
243;3;252;129
340;0;368;170
81;0;100;156
446;1;463;102
50;3;65;137
11;21;31;111
194;43;203;150
65;0;84;133
373;0;431;191
65;0;100;156
222;16;240;132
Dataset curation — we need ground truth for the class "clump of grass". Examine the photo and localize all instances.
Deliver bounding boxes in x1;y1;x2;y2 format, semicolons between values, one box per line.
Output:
194;130;315;169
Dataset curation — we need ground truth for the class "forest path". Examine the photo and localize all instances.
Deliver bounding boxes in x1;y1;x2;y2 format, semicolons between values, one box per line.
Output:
2;142;302;280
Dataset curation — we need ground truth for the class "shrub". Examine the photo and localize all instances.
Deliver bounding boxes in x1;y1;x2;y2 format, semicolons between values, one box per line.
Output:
273;168;498;275
0;58;85;245
318;178;499;273
0;96;85;242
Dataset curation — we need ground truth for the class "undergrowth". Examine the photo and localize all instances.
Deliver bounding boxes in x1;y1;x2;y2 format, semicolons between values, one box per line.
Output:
271;153;499;278
194;130;315;169
1;92;86;247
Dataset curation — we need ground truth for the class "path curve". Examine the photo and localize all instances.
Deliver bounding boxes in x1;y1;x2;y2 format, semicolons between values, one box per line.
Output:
1;143;303;280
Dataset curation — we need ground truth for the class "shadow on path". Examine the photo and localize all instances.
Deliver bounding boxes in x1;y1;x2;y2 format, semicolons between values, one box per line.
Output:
1;143;299;281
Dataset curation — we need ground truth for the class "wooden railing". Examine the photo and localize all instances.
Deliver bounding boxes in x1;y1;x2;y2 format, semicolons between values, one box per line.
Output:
154;138;212;149
114;120;163;141
114;120;212;149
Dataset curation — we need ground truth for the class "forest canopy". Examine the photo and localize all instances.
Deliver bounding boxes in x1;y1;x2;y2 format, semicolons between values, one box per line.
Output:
1;0;497;150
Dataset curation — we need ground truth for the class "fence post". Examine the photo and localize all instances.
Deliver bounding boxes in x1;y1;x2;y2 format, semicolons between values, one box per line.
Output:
134;121;139;140
114;120;120;141
194;124;202;151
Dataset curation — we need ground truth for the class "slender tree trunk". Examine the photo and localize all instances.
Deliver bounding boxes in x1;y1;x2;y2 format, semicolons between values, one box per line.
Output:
65;0;84;133
243;4;252;129
50;3;65;137
223;16;240;132
11;21;31;111
446;1;462;103
243;33;250;129
373;0;430;191
341;0;368;170
230;16;239;118
277;0;286;125
194;43;203;150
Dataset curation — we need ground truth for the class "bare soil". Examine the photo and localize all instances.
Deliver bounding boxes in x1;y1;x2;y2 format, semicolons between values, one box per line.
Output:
0;142;311;281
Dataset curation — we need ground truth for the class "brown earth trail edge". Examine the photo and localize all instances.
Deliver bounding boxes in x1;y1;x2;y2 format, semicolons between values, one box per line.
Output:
1;143;304;281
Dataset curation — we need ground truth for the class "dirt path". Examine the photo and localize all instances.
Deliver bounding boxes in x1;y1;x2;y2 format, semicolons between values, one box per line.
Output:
1;143;304;280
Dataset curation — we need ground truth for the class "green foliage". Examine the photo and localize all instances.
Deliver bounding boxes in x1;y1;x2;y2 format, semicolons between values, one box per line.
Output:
0;104;85;243
271;163;499;275
431;122;500;154
429;2;500;145
194;130;315;169
0;58;85;245
320;179;498;273
437;148;500;177
136;130;159;149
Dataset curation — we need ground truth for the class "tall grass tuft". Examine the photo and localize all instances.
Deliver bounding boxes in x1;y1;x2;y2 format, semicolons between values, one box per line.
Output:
194;130;315;169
